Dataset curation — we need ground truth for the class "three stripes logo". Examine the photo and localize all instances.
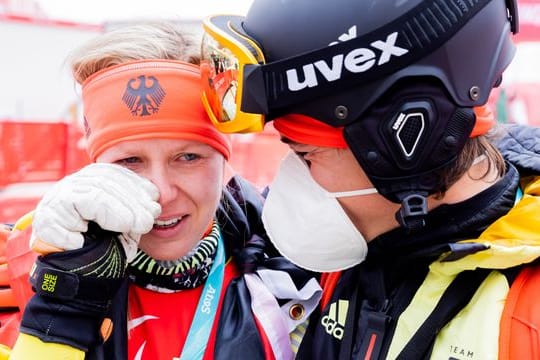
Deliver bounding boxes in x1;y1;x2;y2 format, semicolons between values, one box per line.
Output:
321;300;349;340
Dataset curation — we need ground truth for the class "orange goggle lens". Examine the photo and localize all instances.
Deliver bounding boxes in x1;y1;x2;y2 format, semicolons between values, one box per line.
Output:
201;16;265;133
201;33;240;124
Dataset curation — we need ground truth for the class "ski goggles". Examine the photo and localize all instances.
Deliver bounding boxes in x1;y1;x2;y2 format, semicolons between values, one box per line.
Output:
201;0;517;134
201;15;356;133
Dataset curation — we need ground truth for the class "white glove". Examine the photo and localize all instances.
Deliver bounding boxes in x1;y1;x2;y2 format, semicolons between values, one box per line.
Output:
31;163;161;261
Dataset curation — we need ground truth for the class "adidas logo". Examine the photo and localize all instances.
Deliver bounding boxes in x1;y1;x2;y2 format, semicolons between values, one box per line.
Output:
321;299;349;340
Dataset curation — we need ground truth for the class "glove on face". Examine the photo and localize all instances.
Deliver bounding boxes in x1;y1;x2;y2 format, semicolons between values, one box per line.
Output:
20;222;127;351
31;162;161;261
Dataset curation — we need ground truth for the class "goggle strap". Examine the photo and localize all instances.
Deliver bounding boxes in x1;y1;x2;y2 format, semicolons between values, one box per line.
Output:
505;0;519;33
242;0;503;116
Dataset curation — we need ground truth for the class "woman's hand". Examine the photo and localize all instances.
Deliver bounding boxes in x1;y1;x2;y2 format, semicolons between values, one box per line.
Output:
31;163;161;261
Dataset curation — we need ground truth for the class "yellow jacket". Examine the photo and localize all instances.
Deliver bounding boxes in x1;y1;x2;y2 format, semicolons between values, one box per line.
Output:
387;176;540;359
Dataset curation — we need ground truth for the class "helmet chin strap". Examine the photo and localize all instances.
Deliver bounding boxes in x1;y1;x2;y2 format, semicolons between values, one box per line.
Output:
343;81;476;233
395;192;429;233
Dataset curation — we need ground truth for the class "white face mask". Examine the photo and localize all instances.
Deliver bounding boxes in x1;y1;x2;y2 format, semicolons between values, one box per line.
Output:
262;151;377;272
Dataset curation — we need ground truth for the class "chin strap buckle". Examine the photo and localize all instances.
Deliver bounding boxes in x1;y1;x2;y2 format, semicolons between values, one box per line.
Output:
395;193;428;233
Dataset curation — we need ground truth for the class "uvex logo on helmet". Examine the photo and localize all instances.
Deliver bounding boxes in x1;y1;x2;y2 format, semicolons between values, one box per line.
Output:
286;32;409;91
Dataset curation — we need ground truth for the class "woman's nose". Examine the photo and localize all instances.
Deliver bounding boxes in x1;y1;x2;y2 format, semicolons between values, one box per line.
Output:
146;166;178;205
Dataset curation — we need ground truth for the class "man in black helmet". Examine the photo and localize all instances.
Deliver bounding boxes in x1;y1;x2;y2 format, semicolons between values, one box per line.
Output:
201;0;540;359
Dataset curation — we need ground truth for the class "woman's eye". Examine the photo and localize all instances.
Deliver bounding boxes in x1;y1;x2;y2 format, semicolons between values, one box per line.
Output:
178;153;200;162
293;151;312;167
115;157;140;165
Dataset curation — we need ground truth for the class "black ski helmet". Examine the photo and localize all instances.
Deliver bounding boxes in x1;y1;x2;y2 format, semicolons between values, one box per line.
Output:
241;0;519;230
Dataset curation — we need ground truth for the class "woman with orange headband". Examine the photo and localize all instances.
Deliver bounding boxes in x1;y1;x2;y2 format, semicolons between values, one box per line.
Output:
7;23;320;360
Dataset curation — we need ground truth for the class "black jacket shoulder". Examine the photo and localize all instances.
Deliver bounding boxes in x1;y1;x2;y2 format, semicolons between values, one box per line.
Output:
495;124;540;175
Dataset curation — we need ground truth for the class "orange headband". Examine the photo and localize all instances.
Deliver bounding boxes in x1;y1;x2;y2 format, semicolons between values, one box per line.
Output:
274;114;347;148
470;105;495;137
274;104;494;147
82;59;231;161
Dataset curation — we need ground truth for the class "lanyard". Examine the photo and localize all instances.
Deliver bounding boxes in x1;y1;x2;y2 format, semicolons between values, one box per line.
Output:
176;232;225;360
514;186;523;205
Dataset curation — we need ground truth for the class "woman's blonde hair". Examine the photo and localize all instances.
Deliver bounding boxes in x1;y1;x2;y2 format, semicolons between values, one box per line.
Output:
69;22;200;84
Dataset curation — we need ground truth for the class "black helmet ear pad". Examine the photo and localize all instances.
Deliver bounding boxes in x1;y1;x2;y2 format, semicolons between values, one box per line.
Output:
343;80;475;204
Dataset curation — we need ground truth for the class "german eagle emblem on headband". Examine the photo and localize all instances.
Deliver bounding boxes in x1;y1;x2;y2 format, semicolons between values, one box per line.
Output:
122;75;166;116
